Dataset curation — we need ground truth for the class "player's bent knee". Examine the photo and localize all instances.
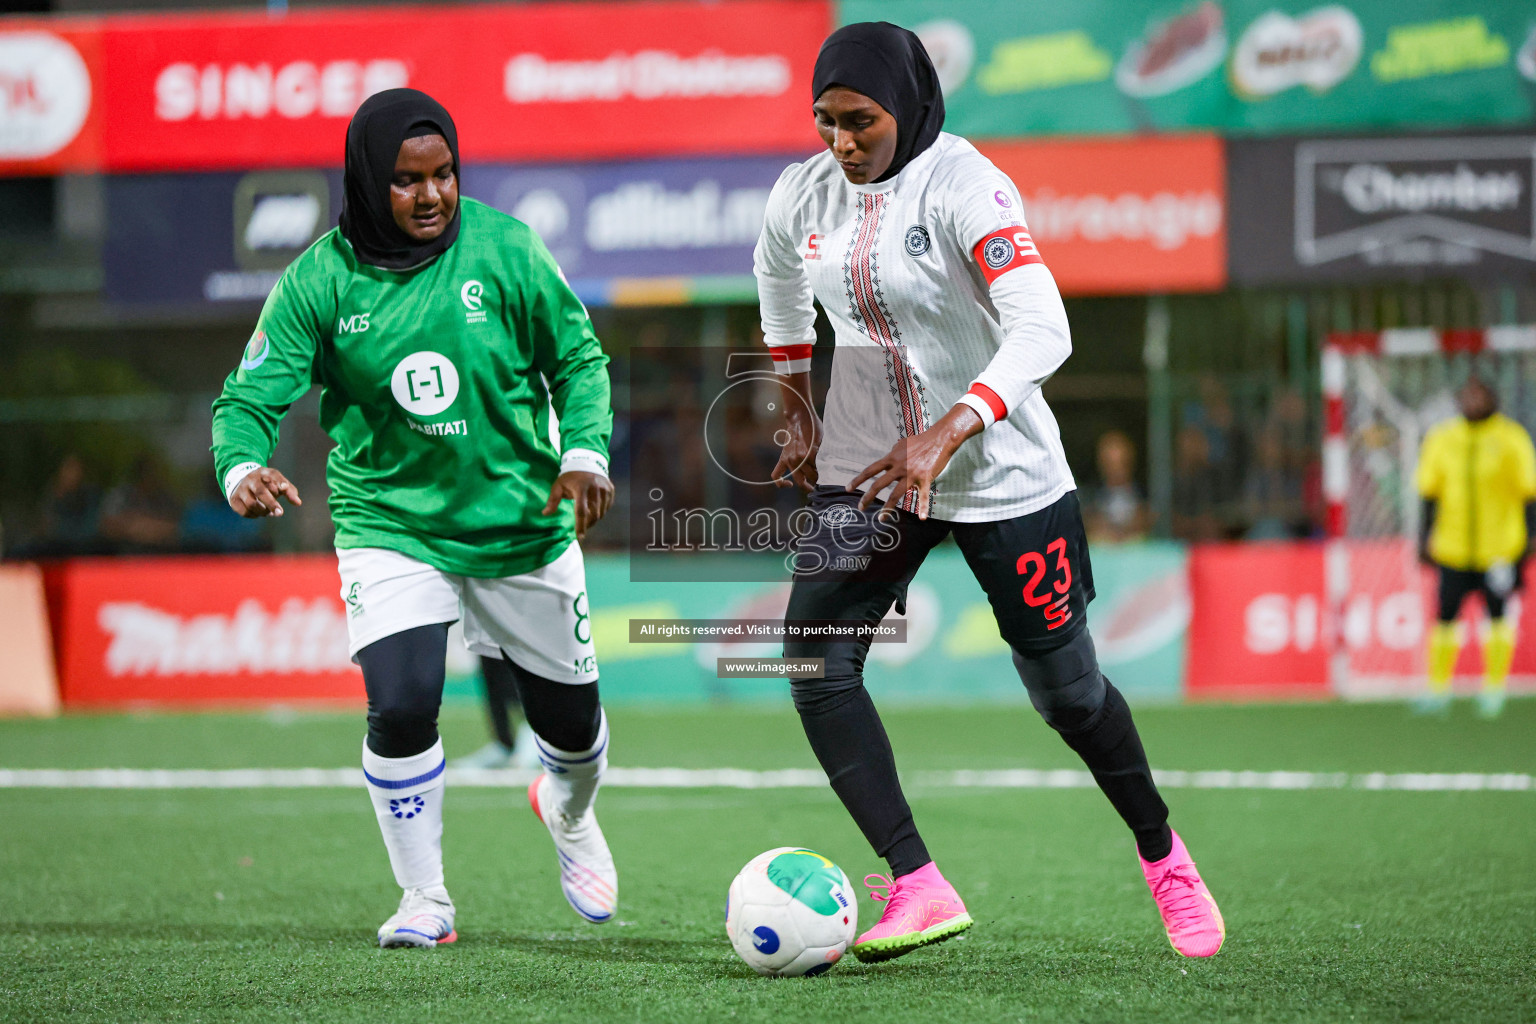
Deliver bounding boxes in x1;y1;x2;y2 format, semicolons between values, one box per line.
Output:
788;667;865;716
366;706;440;759
505;658;602;752
1011;629;1107;734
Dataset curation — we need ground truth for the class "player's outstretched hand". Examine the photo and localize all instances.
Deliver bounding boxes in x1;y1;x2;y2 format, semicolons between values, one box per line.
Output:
544;471;615;540
228;467;302;519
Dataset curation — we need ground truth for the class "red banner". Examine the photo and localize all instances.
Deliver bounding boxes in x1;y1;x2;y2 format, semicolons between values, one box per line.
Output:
1185;543;1330;699
1;0;827;175
1186;539;1536;700
0;20;103;174
51;556;362;706
977;135;1227;296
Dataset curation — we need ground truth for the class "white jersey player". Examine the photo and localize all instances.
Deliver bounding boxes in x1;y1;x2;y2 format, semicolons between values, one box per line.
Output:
754;21;1226;965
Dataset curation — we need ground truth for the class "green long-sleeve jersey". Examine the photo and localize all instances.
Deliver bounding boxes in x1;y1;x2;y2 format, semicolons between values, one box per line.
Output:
211;198;612;578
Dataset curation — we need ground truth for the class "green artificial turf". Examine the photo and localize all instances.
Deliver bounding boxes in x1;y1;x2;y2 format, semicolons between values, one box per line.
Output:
1;701;1533;1023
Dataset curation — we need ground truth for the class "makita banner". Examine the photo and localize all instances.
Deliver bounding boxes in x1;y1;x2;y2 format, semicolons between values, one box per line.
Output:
49;557;361;706
977;134;1226;295
102;155;797;306
0;0;827;176
1229;134;1536;284
42;545;1187;708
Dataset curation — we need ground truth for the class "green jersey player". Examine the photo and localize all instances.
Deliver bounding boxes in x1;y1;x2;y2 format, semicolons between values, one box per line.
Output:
211;89;618;946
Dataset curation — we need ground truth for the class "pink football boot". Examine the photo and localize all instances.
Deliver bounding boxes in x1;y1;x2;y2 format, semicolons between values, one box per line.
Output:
850;861;973;963
1140;830;1225;957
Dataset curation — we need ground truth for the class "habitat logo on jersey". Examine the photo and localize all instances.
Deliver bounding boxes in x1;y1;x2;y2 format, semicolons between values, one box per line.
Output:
391;351;460;417
461;280;488;324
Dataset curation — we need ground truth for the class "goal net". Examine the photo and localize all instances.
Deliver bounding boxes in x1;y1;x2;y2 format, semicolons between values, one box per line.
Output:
1322;326;1536;699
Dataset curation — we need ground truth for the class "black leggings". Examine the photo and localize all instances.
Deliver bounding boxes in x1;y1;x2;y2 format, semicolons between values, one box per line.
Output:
357;623;601;758
784;489;1171;871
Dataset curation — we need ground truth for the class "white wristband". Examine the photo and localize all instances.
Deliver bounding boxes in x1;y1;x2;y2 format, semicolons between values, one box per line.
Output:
223;462;262;502
559;448;609;478
955;393;998;430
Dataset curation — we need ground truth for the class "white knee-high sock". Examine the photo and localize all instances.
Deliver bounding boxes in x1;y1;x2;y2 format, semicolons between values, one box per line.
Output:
362;738;447;892
535;709;608;821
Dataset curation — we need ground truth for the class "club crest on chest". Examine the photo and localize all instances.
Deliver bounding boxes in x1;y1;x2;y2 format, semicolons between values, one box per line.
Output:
904;225;931;258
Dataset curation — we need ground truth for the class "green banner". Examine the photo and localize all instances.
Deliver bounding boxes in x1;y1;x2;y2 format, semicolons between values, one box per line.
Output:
447;544;1188;706
836;0;1536;137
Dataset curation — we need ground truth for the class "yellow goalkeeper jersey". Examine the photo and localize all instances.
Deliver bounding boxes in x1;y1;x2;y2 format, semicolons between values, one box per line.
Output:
1415;413;1536;571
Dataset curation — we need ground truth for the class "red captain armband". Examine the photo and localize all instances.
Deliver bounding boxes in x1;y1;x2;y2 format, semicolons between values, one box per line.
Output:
972;227;1043;286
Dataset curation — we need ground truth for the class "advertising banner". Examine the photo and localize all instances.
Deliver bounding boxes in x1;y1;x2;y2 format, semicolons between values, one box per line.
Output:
978;135;1226;295
1;0;826;176
1228;134;1536;284
467;545;1188;706
1185;542;1331;699
0;20;103;174
463;155;791;292
839;0;1536;138
104;169;341;306
44;546;1187;708
51;556;361;706
1186;539;1536;699
1331;539;1536;698
102;154;798;306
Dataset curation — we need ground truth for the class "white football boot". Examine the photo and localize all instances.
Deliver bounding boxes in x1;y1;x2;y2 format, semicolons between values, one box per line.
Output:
528;774;617;923
377;886;457;948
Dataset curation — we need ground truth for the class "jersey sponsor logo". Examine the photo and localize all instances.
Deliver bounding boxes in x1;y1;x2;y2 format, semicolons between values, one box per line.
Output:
461;280;484;310
390;351;461;417
994;189;1012;208
802;233;821;260
407;418;468;437
337;312;370;334
904;224;931;257
973;226;1044;285
461;279;488;324
239;329;269;370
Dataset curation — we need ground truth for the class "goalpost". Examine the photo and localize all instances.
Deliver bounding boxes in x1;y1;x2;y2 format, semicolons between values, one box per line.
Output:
1321;326;1536;699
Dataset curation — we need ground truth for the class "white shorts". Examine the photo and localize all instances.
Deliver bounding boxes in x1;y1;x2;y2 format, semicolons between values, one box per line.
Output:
337;543;598;683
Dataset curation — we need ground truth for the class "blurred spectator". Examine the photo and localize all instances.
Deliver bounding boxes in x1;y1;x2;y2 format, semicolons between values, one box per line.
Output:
1269;387;1312;475
1243;425;1305;540
1172;424;1221;542
12;453;106;558
1182;376;1245;505
1084;430;1146;544
99;456;182;554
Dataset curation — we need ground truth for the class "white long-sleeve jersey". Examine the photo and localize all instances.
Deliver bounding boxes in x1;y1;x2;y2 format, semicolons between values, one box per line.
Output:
754;132;1075;522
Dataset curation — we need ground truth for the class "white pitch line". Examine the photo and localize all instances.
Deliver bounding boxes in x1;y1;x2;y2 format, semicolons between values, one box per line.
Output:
0;767;1529;792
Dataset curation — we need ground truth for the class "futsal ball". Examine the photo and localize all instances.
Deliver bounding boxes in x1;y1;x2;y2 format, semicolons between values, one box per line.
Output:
725;847;858;977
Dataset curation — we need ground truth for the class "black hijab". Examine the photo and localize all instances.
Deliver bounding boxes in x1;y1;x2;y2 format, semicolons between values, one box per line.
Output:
811;22;945;184
339;88;461;270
